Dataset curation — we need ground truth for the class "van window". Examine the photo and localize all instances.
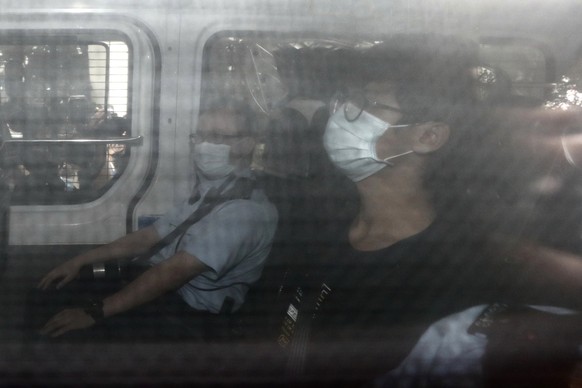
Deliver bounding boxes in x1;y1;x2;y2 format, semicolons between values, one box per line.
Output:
479;40;551;102
200;33;551;174
0;36;131;205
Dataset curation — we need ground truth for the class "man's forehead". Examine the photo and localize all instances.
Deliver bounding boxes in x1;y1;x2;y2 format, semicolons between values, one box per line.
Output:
199;109;242;133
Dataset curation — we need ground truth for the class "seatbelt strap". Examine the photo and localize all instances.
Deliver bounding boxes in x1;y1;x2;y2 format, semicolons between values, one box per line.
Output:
133;175;255;263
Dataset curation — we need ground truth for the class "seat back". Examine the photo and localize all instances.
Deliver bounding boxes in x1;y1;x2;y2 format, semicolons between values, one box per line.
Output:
236;105;359;345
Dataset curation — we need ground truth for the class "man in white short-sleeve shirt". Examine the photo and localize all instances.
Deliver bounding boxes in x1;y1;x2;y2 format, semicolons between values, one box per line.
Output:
150;169;277;313
36;99;278;337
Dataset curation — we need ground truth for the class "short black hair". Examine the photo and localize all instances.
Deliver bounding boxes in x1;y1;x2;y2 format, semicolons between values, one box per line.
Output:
365;36;548;242
361;34;479;125
199;97;258;137
360;35;515;240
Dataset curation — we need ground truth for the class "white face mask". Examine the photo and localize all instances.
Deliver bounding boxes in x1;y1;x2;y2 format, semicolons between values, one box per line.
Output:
323;103;414;182
193;142;235;179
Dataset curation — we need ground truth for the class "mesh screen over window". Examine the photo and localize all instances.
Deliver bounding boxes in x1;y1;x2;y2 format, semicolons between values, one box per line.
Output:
0;39;131;205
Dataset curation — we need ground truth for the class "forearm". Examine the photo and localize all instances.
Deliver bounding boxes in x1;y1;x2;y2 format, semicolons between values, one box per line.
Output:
102;251;208;318
38;226;163;291
72;226;160;267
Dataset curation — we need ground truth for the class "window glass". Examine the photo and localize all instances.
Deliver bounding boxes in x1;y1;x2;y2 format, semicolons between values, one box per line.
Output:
0;37;131;205
479;41;550;102
200;34;551;177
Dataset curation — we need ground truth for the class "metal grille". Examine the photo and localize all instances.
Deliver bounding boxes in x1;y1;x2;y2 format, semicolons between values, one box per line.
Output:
0;40;131;205
89;41;129;118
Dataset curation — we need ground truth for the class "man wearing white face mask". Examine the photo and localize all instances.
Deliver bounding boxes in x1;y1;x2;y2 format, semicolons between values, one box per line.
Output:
33;98;278;339
298;36;582;386
191;102;257;180
323;79;452;249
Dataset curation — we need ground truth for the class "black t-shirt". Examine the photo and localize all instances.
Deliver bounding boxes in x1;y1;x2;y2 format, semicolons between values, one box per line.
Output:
313;224;483;331
295;221;582;374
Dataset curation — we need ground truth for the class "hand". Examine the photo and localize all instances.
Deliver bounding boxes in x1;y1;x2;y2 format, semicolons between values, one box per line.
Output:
39;308;96;338
37;260;82;290
40;308;95;338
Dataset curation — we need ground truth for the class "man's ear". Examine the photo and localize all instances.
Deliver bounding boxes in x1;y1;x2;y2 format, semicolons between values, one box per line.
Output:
412;122;450;154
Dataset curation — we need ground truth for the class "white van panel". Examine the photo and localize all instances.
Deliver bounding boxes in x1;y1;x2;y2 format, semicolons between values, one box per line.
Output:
5;12;161;245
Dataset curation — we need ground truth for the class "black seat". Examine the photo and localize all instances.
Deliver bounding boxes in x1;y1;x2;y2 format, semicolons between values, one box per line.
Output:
234;106;359;343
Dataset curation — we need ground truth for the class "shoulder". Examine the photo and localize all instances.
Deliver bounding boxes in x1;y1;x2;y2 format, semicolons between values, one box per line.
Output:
213;190;278;222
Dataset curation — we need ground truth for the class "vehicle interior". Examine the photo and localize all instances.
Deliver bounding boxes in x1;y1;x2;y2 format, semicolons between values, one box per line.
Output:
1;1;582;386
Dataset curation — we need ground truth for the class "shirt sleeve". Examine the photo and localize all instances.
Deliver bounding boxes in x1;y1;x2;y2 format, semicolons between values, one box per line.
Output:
152;201;188;238
176;199;274;278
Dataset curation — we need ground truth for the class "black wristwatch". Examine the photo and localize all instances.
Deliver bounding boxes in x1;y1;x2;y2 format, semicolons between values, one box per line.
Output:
83;299;105;322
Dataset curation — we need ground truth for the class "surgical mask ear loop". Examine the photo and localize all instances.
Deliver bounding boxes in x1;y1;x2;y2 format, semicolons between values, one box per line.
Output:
381;150;415;166
373;123;415;166
561;133;579;168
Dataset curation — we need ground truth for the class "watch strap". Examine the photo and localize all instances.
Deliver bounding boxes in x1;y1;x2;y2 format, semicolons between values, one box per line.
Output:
83;299;104;322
